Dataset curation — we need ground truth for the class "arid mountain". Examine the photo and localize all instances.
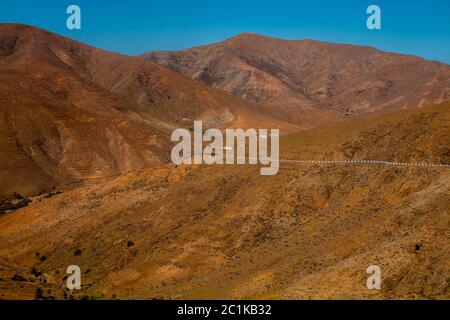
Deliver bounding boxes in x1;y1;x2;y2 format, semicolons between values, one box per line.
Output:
0;24;294;196
144;33;450;126
0;24;448;301
0;103;448;299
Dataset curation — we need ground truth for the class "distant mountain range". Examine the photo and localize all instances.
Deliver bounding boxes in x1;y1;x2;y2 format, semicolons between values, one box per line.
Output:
1;24;449;196
144;32;450;127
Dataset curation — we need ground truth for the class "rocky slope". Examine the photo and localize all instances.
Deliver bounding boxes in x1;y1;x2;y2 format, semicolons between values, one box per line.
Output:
0;24;448;300
0;24;294;196
0;103;448;300
145;33;450;126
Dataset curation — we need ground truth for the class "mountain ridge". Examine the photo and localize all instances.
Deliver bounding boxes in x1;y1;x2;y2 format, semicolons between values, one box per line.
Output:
144;32;450;126
0;24;296;196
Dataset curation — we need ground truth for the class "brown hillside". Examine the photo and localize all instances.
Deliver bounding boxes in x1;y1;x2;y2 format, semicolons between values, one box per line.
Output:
0;103;448;300
0;24;295;196
145;33;450;126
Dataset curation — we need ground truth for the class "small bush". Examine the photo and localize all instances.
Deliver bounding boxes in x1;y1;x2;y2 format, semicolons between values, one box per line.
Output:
15;199;31;209
12;273;26;282
0;198;31;212
31;267;42;277
35;288;44;300
46;191;62;199
0;202;15;211
12;192;24;200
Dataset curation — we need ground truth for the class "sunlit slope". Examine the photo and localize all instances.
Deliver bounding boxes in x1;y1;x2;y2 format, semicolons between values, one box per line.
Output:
0;103;448;299
0;24;295;196
145;33;450;127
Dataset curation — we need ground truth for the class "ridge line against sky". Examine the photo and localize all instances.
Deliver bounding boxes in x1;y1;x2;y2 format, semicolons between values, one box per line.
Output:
0;0;449;64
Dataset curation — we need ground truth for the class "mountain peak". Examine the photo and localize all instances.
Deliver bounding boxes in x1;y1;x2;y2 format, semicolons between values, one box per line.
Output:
225;32;282;42
0;23;51;37
145;32;450;126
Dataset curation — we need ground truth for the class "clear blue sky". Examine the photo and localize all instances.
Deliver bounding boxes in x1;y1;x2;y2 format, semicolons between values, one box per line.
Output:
0;0;449;63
